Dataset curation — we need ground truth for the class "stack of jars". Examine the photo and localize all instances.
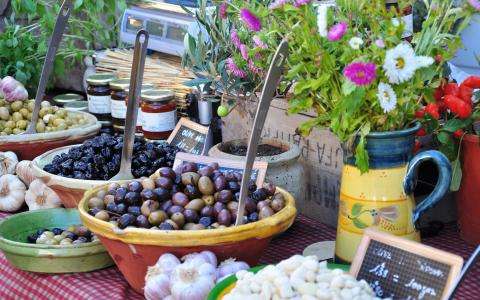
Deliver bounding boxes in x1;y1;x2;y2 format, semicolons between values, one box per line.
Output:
86;74;177;140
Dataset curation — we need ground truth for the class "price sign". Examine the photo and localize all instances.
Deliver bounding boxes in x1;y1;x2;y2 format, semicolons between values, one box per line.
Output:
350;229;464;300
172;152;268;187
167;118;210;155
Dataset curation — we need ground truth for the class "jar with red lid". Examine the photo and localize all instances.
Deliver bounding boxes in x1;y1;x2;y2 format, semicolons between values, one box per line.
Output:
385;0;413;41
124;84;154;135
140;89;177;140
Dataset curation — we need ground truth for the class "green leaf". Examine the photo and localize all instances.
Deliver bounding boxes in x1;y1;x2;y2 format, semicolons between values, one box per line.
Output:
351;203;363;216
355;123;371;173
450;159;462;192
184;77;213;87
437;131;451;144
443;119;471;133
353;218;368;229
74;0;84;9
342;80;356;96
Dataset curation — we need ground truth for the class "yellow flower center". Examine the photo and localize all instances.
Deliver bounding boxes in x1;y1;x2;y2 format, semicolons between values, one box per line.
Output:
357;71;365;78
396;57;405;70
383;91;389;99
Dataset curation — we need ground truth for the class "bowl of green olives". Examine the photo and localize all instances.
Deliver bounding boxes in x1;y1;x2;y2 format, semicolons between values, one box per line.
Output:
0;100;100;160
0;208;113;273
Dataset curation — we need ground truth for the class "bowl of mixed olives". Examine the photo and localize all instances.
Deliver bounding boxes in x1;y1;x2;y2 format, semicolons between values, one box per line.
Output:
0;100;100;160
78;162;296;292
0;208;113;273
32;134;179;208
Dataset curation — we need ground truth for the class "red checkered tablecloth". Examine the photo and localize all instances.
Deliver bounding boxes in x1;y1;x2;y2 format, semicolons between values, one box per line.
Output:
0;213;477;300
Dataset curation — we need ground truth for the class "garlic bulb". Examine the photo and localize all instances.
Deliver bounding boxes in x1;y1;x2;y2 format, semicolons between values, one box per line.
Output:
0;151;18;175
144;273;170;300
15;160;36;186
25;179;61;210
182;250;217;267
154;253;181;277
170;259;217;300
216;258;250;281
0;174;26;212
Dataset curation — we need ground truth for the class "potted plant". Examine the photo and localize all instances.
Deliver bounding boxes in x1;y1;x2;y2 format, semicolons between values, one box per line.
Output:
418;75;480;245
220;0;476;262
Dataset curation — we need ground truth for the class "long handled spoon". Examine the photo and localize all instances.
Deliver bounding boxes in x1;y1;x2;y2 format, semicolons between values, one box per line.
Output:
235;40;288;226
110;30;149;181
25;0;73;134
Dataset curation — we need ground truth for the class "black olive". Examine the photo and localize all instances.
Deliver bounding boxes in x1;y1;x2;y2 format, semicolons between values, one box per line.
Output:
228;181;240;192
65;232;77;240
155;177;173;189
247;180;257;193
124;192;141;206
136;215;150;228
248;212;259;222
127;206;141;216
140;189;157;201
128;181;143;193
116;203;127;214
118;214;136;229
199;216;212;227
88;208;101;216
184;184;200;199
52;228;63;236
27;234;38;243
184;209;199;223
252;188;268;202
106;202;117;213
161;200;173;212
114;187;128;203
154;187;171;202
158;167;176;180
158;222;174;230
201;205;214;218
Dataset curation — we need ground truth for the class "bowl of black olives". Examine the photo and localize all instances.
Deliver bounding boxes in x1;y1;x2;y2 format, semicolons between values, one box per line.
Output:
78;162;297;292
0;208;113;273
31;134;179;208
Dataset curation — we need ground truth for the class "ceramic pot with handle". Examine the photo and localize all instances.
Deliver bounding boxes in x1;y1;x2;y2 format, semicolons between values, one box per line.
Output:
335;123;452;263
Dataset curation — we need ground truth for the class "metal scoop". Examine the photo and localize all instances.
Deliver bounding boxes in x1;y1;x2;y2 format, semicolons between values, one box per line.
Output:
110;30;149;181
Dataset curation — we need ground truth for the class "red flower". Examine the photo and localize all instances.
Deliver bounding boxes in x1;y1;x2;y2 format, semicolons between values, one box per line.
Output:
425;103;440;119
459;84;473;105
456;101;472;119
433;86;444;102
444;83;460;97
415;108;425;119
463;76;480;89
453;129;464;138
416;128;427;137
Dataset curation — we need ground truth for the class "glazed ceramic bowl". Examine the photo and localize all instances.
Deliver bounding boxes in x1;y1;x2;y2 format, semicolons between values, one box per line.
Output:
31;145;124;208
0;111;100;160
78;184;297;294
0;208;113;273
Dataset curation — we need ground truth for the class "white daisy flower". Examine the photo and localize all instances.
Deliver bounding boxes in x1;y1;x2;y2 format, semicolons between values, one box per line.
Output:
383;44;417;84
415;56;434;68
377;83;397;113
349;37;364;50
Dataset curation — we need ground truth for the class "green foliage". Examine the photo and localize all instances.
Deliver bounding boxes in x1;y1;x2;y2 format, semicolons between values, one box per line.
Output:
2;0;132;92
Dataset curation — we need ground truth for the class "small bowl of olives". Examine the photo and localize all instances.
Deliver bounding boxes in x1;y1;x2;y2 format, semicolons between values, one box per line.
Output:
0;208;113;273
78;162;297;293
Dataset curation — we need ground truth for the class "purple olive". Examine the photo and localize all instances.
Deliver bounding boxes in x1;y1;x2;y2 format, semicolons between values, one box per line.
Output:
158;167;176;180
259;206;274;219
124;192;141;206
114;187;128;204
118;213;135;229
127;181;143;193
257;200;270;211
171;184;182;195
140;189;157;201
265;182;276;196
252;188;269;202
217;190;233;203
153;187;171;202
184;184;200;199
161;200;173;212
155;177;173;189
212;170;222;181
116;203;127;214
214;176;227;191
225;171;236;182
201;205;214;218
127;206;141;216
228;181;240;192
233;172;243;181
172;192;189;207
245;198;257;214
181;162;197;173
184;209;199;223
198;166;214;177
136;215;150;228
213;202;226;217
227;201;239;211
167;205;185;216
217;209;232;226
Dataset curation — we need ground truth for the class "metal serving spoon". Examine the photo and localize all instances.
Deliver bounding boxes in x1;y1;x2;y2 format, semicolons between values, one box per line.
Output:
110;30;149;181
235;40;289;226
25;0;73;134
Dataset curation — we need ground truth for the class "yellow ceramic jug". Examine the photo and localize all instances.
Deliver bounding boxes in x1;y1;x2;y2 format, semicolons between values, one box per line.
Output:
335;124;452;263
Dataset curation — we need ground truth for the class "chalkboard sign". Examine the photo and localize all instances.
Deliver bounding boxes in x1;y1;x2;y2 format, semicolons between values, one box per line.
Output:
350;229;464;300
167;118;210;155
172;152;268;187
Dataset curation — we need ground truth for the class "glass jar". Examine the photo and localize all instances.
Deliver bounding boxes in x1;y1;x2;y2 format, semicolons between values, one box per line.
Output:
140;89;177;140
385;0;413;41
53;93;84;107
86;73;116;127
125;84;154;135
109;78;131;133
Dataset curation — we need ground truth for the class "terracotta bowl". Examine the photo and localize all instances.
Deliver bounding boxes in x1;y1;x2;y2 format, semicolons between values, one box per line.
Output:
78;184;297;294
0;111;100;160
31;145;124;208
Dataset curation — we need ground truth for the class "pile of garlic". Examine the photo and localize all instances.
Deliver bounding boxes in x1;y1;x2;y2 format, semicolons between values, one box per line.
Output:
224;255;380;300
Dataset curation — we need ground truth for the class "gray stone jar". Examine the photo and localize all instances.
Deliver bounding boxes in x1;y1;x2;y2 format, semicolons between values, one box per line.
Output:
208;138;305;203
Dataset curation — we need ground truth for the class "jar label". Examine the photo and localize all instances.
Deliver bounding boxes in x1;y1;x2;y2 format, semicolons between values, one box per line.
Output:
142;110;177;132
88;95;111;114
111;99;127;119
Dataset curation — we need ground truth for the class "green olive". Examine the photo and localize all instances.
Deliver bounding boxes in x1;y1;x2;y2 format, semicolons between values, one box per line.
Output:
0;132;7;136
16;120;27;130
0;99;5;106
36;122;46;133
52;118;65;127
11;101;23;112
55;123;67;131
3;128;12;135
148;210;168;226
55;109;67;119
12;112;23;122
0;107;9;121
12;128;24;134
5;120;15;129
38;107;49;118
27;112;32;121
40;100;51;108
19;108;29;118
27;100;35;112
45;126;53;132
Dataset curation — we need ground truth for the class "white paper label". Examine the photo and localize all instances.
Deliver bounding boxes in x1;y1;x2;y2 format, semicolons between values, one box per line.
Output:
88;95;111;114
142;110;176;132
111;99;127;119
393;13;413;39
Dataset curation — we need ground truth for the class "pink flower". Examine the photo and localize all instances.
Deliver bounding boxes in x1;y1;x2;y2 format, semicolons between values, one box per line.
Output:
248;60;262;74
240;44;249;60
226;58;247;78
240;8;262;32
219;2;228;19
294;0;311;7
269;0;288;10
327;22;348;41
230;29;241;48
468;0;480;10
253;35;267;49
343;62;377;86
254;52;262;60
375;39;385;48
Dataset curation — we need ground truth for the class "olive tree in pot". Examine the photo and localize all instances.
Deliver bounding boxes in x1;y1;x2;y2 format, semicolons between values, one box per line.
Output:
208;138;305;203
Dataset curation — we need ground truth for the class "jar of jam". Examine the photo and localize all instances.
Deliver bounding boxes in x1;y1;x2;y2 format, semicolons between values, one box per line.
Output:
125;84;154;135
86;73;116;127
109;78;131;133
140;89;177;140
385;0;413;41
